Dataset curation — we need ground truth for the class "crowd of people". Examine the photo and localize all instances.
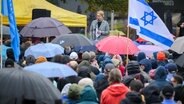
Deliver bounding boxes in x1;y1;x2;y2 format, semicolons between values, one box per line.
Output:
1;9;184;104
2;37;184;104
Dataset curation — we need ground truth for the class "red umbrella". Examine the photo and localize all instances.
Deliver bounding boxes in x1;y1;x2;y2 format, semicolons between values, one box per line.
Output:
96;36;139;55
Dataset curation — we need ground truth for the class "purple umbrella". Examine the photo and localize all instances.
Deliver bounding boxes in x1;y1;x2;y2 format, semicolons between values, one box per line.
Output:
20;17;71;37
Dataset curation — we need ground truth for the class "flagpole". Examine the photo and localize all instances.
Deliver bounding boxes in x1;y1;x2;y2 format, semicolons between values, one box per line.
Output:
0;15;3;69
126;26;130;76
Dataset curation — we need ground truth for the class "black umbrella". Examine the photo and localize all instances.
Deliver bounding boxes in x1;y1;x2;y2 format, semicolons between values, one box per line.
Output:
0;68;61;104
175;54;184;68
51;33;96;52
20;17;71;37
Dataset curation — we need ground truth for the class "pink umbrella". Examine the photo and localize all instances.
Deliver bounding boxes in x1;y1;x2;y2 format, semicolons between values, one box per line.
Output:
137;45;166;57
96;36;139;55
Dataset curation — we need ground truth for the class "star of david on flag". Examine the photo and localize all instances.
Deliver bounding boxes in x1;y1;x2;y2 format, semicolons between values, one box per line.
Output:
128;0;174;49
141;11;157;26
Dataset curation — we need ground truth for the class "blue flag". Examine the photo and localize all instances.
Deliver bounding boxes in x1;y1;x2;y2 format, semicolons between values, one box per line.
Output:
128;0;174;49
1;0;8;16
1;0;20;61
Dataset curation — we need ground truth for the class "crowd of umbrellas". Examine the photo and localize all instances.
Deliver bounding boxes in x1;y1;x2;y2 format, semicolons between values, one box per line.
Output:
1;17;184;104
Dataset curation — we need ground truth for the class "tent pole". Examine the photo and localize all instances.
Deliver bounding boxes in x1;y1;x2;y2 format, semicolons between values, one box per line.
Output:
85;27;87;37
0;15;3;69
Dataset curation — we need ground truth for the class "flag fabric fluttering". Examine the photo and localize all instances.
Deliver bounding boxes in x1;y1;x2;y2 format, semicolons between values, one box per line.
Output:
128;0;174;49
1;0;20;61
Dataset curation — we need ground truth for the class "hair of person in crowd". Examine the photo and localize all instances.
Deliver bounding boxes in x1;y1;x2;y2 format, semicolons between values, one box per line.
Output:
68;61;78;71
171;74;183;87
5;58;14;68
82;51;91;61
108;68;122;85
96;10;104;18
60;55;71;64
6;48;15;61
161;85;175;100
129;80;144;93
35;56;47;64
89;51;96;62
52;55;63;64
77;66;92;78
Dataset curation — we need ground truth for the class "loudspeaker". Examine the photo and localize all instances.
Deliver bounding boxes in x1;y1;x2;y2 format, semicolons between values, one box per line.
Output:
149;2;165;22
32;9;51;20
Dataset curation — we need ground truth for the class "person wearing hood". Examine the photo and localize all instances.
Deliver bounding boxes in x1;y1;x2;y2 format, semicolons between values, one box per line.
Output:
61;83;72;104
77;85;98;104
101;68;129;104
149;66;171;91
149;59;158;79
139;59;152;82
137;52;146;62
125;61;145;84
165;63;178;82
101;56;112;72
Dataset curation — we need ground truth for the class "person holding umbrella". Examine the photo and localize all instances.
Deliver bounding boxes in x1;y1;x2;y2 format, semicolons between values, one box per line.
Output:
89;10;109;41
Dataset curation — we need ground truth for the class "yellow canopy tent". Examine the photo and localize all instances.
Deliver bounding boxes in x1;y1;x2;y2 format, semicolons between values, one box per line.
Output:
0;0;87;27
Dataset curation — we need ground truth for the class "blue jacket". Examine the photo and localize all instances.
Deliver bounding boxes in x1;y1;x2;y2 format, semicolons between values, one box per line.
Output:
150;66;171;91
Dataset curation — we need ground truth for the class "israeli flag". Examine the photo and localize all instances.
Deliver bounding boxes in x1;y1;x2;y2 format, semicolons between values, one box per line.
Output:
128;0;174;49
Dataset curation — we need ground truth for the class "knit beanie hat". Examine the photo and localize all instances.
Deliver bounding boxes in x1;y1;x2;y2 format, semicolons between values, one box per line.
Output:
35;56;47;64
165;63;177;73
157;51;166;61
82;52;91;61
137;52;146;62
104;63;115;72
68;84;81;100
126;61;140;75
78;78;94;88
139;59;152;73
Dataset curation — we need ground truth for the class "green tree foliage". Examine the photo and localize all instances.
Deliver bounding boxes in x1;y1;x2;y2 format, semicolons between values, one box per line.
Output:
84;0;128;16
46;0;128;16
46;0;151;16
